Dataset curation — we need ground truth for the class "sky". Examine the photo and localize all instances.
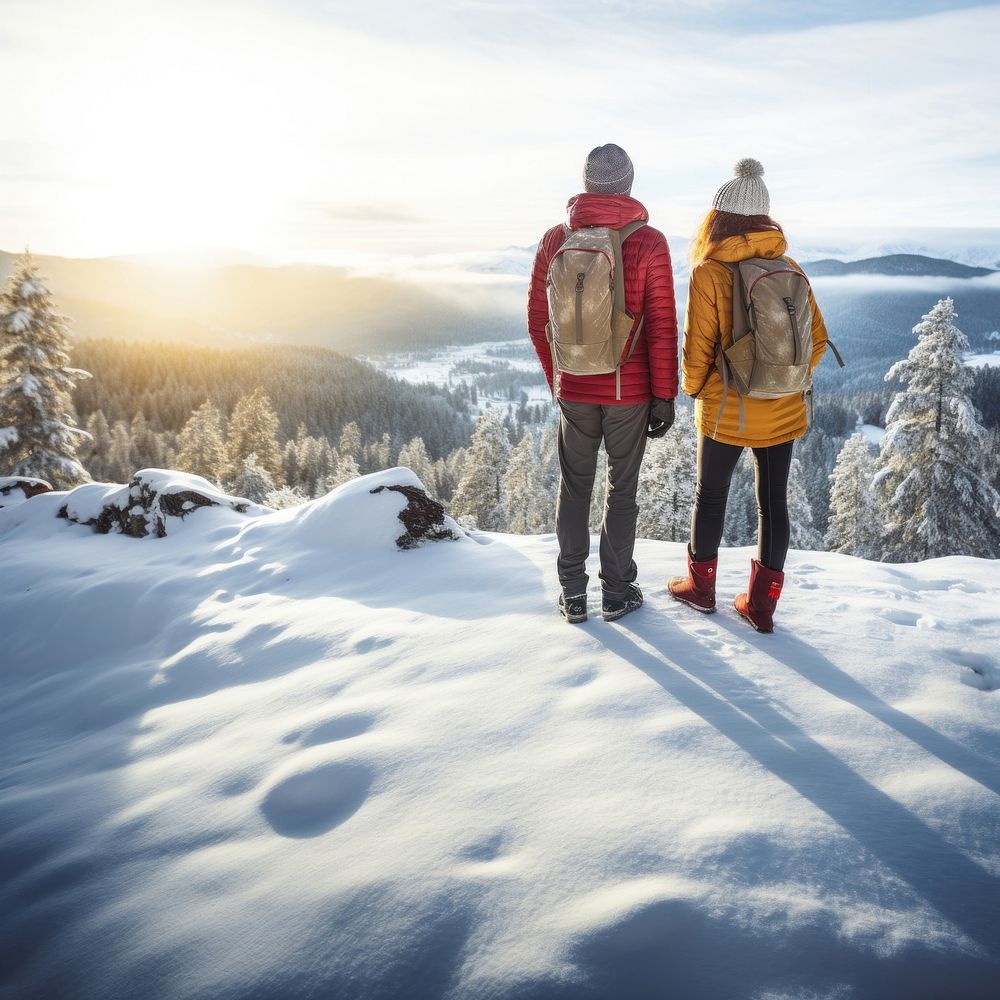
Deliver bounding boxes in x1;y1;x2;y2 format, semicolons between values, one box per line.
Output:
0;0;998;266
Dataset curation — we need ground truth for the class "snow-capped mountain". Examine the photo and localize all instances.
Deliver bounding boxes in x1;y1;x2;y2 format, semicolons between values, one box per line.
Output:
2;469;998;999
459;229;1000;281
801;254;995;279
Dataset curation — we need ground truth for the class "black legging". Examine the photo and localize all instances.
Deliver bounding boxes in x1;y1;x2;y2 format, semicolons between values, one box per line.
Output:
690;434;794;571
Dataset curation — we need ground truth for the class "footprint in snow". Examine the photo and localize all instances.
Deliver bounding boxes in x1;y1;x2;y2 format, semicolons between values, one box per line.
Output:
354;636;393;655
880;609;921;627
260;761;375;838
943;648;998;691
560;666;598;688
457;831;506;862
282;712;378;747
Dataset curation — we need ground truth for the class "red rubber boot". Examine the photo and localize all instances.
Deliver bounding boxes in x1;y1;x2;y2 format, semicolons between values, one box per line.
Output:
668;549;717;613
734;559;784;633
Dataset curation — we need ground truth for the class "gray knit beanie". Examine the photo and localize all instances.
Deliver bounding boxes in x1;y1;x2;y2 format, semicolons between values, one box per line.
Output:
712;158;770;216
583;143;634;195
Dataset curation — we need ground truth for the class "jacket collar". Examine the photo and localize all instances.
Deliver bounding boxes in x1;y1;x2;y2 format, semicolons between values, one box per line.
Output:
566;193;649;231
710;230;787;262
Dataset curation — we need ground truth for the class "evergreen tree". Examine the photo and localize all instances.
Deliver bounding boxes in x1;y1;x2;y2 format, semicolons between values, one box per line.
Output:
82;410;111;480
788;457;823;551
502;431;548;534
176;400;226;484
826;434;881;558
722;453;756;547
450;410;511;530
106;420;134;483
874;298;1000;560
282;438;300;489
364;431;392;473
130;409;162;469
398;436;435;490
265;484;307;510
232;452;275;504
0;252;91;486
588;448;609;532
637;407;697;542
326;453;361;490
339;421;362;463
224;387;283;485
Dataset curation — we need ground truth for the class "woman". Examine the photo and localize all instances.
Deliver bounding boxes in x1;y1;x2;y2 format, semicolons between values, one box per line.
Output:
668;158;830;633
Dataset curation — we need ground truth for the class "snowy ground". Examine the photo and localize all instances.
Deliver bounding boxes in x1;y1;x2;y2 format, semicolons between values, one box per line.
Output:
858;424;886;448
365;339;551;416
2;471;999;1000
963;351;1000;368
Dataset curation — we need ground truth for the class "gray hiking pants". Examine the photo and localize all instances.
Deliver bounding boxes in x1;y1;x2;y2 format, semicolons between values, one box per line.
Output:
556;400;650;600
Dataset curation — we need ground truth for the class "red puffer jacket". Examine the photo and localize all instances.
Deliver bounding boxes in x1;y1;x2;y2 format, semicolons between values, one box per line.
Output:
527;193;678;405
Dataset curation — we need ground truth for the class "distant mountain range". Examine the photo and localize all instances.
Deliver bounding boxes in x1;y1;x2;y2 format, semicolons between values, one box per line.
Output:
1;238;997;359
0;250;523;354
800;254;995;279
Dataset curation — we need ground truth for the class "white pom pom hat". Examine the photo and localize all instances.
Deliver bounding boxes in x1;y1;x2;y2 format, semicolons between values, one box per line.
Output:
712;158;770;216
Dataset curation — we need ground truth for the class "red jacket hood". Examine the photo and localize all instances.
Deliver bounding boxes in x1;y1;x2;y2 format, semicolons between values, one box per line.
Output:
566;193;649;231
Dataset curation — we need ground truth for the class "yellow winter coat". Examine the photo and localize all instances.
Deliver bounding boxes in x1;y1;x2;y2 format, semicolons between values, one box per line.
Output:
682;230;830;448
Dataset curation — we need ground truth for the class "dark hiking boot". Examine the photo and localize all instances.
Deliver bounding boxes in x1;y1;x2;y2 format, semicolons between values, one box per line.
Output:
558;593;588;624
602;583;643;622
734;559;784;633
668;549;717;613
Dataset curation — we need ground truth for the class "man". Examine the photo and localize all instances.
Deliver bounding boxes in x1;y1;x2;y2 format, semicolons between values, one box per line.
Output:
528;143;678;623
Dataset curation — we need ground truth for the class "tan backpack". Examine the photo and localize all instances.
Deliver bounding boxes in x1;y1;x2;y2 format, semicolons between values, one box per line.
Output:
544;220;646;400
712;256;844;434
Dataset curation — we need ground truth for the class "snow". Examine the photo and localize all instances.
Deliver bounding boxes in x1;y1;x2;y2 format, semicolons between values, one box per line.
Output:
0;371;41;401
367;339;552;415
1;469;999;998
7;307;33;333
860;424;886;446
964;352;1000;368
0;426;18;449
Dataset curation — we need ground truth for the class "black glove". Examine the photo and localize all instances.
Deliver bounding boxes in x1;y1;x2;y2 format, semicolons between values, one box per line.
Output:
646;397;675;438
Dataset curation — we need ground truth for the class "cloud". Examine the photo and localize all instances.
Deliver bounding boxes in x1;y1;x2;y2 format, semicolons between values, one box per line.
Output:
316;204;424;224
810;272;1000;294
0;0;998;262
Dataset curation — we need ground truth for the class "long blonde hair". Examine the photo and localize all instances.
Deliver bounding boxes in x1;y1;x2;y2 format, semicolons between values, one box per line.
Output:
689;208;783;268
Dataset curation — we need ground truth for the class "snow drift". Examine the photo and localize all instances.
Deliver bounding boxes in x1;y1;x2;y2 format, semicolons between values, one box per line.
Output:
1;469;999;1000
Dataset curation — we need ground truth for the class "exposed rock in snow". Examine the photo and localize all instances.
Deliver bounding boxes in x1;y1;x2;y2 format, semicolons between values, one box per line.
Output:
55;469;267;537
370;482;461;549
0;475;52;508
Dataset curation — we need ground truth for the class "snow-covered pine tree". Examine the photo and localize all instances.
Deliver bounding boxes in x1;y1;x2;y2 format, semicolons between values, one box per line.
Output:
450;409;511;530
0;252;91;486
502;431;548;534
264;484;307;510
788;456;823;551
282;437;300;489
826;433;880;558
130;410;162;469
588;448;609;532
232;452;275;504
339;421;362;464
106;421;134;483
297;434;335;497
223;387;283;486
82;410;111;479
398;436;435;492
325;453;360;491
176;400;226;484
721;453;756;546
637;406;697;542
874;297;1000;560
